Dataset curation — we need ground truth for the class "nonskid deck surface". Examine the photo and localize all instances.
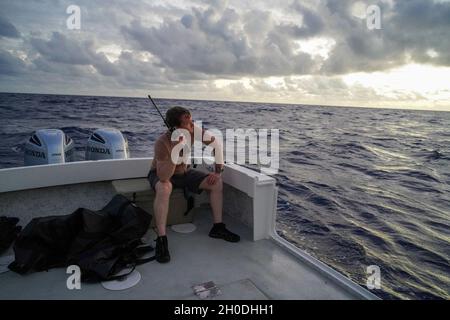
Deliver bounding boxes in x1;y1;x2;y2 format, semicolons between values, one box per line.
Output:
0;206;357;300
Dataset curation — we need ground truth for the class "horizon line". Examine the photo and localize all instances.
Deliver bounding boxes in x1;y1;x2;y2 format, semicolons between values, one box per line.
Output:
1;90;449;113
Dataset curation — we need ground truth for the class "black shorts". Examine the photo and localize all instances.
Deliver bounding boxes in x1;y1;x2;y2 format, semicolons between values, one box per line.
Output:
147;169;209;194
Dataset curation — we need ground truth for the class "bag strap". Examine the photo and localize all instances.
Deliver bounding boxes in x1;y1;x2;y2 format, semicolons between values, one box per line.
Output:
134;255;156;265
106;245;155;281
132;245;156;265
106;264;137;282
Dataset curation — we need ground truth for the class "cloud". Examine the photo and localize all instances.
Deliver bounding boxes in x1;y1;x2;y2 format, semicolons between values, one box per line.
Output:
288;1;325;38
30;32;94;65
391;0;450;66
320;0;450;74
25;31;175;91
121;5;316;77
0;16;20;38
112;50;169;87
29;32;121;77
0;49;26;74
120;0;450;79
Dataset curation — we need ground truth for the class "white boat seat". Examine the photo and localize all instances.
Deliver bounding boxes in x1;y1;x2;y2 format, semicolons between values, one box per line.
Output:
112;178;154;195
111;178;192;226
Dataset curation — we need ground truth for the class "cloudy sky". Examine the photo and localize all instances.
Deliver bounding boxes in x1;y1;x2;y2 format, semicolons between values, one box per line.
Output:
1;0;449;110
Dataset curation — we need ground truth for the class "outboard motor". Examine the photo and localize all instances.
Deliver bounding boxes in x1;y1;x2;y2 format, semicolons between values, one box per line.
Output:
24;129;75;166
85;128;130;160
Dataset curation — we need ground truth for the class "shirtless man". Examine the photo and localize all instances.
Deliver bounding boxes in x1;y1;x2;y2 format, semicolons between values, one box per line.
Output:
148;106;240;263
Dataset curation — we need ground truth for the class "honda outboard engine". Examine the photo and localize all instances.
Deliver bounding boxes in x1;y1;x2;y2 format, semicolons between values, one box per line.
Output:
24;129;75;166
85;128;129;160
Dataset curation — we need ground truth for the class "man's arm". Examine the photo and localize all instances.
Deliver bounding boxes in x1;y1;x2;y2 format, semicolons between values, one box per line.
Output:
194;125;216;146
196;125;224;174
155;139;176;182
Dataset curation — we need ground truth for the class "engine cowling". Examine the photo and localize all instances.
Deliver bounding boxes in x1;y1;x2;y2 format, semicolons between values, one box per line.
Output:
24;129;75;166
85;128;129;160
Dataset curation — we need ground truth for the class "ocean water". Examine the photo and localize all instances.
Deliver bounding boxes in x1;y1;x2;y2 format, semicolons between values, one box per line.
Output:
0;92;449;299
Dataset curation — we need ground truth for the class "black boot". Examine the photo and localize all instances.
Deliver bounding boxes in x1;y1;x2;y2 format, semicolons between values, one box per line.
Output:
155;235;170;263
209;223;240;242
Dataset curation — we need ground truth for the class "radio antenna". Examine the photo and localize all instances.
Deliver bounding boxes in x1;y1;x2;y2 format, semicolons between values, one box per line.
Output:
148;94;172;131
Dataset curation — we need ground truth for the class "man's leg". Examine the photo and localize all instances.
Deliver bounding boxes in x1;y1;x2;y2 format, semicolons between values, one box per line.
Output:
199;175;240;242
153;180;172;263
153;180;172;236
199;176;223;224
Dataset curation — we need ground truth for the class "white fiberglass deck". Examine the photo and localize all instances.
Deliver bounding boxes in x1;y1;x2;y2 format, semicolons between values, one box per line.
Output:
0;206;359;300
